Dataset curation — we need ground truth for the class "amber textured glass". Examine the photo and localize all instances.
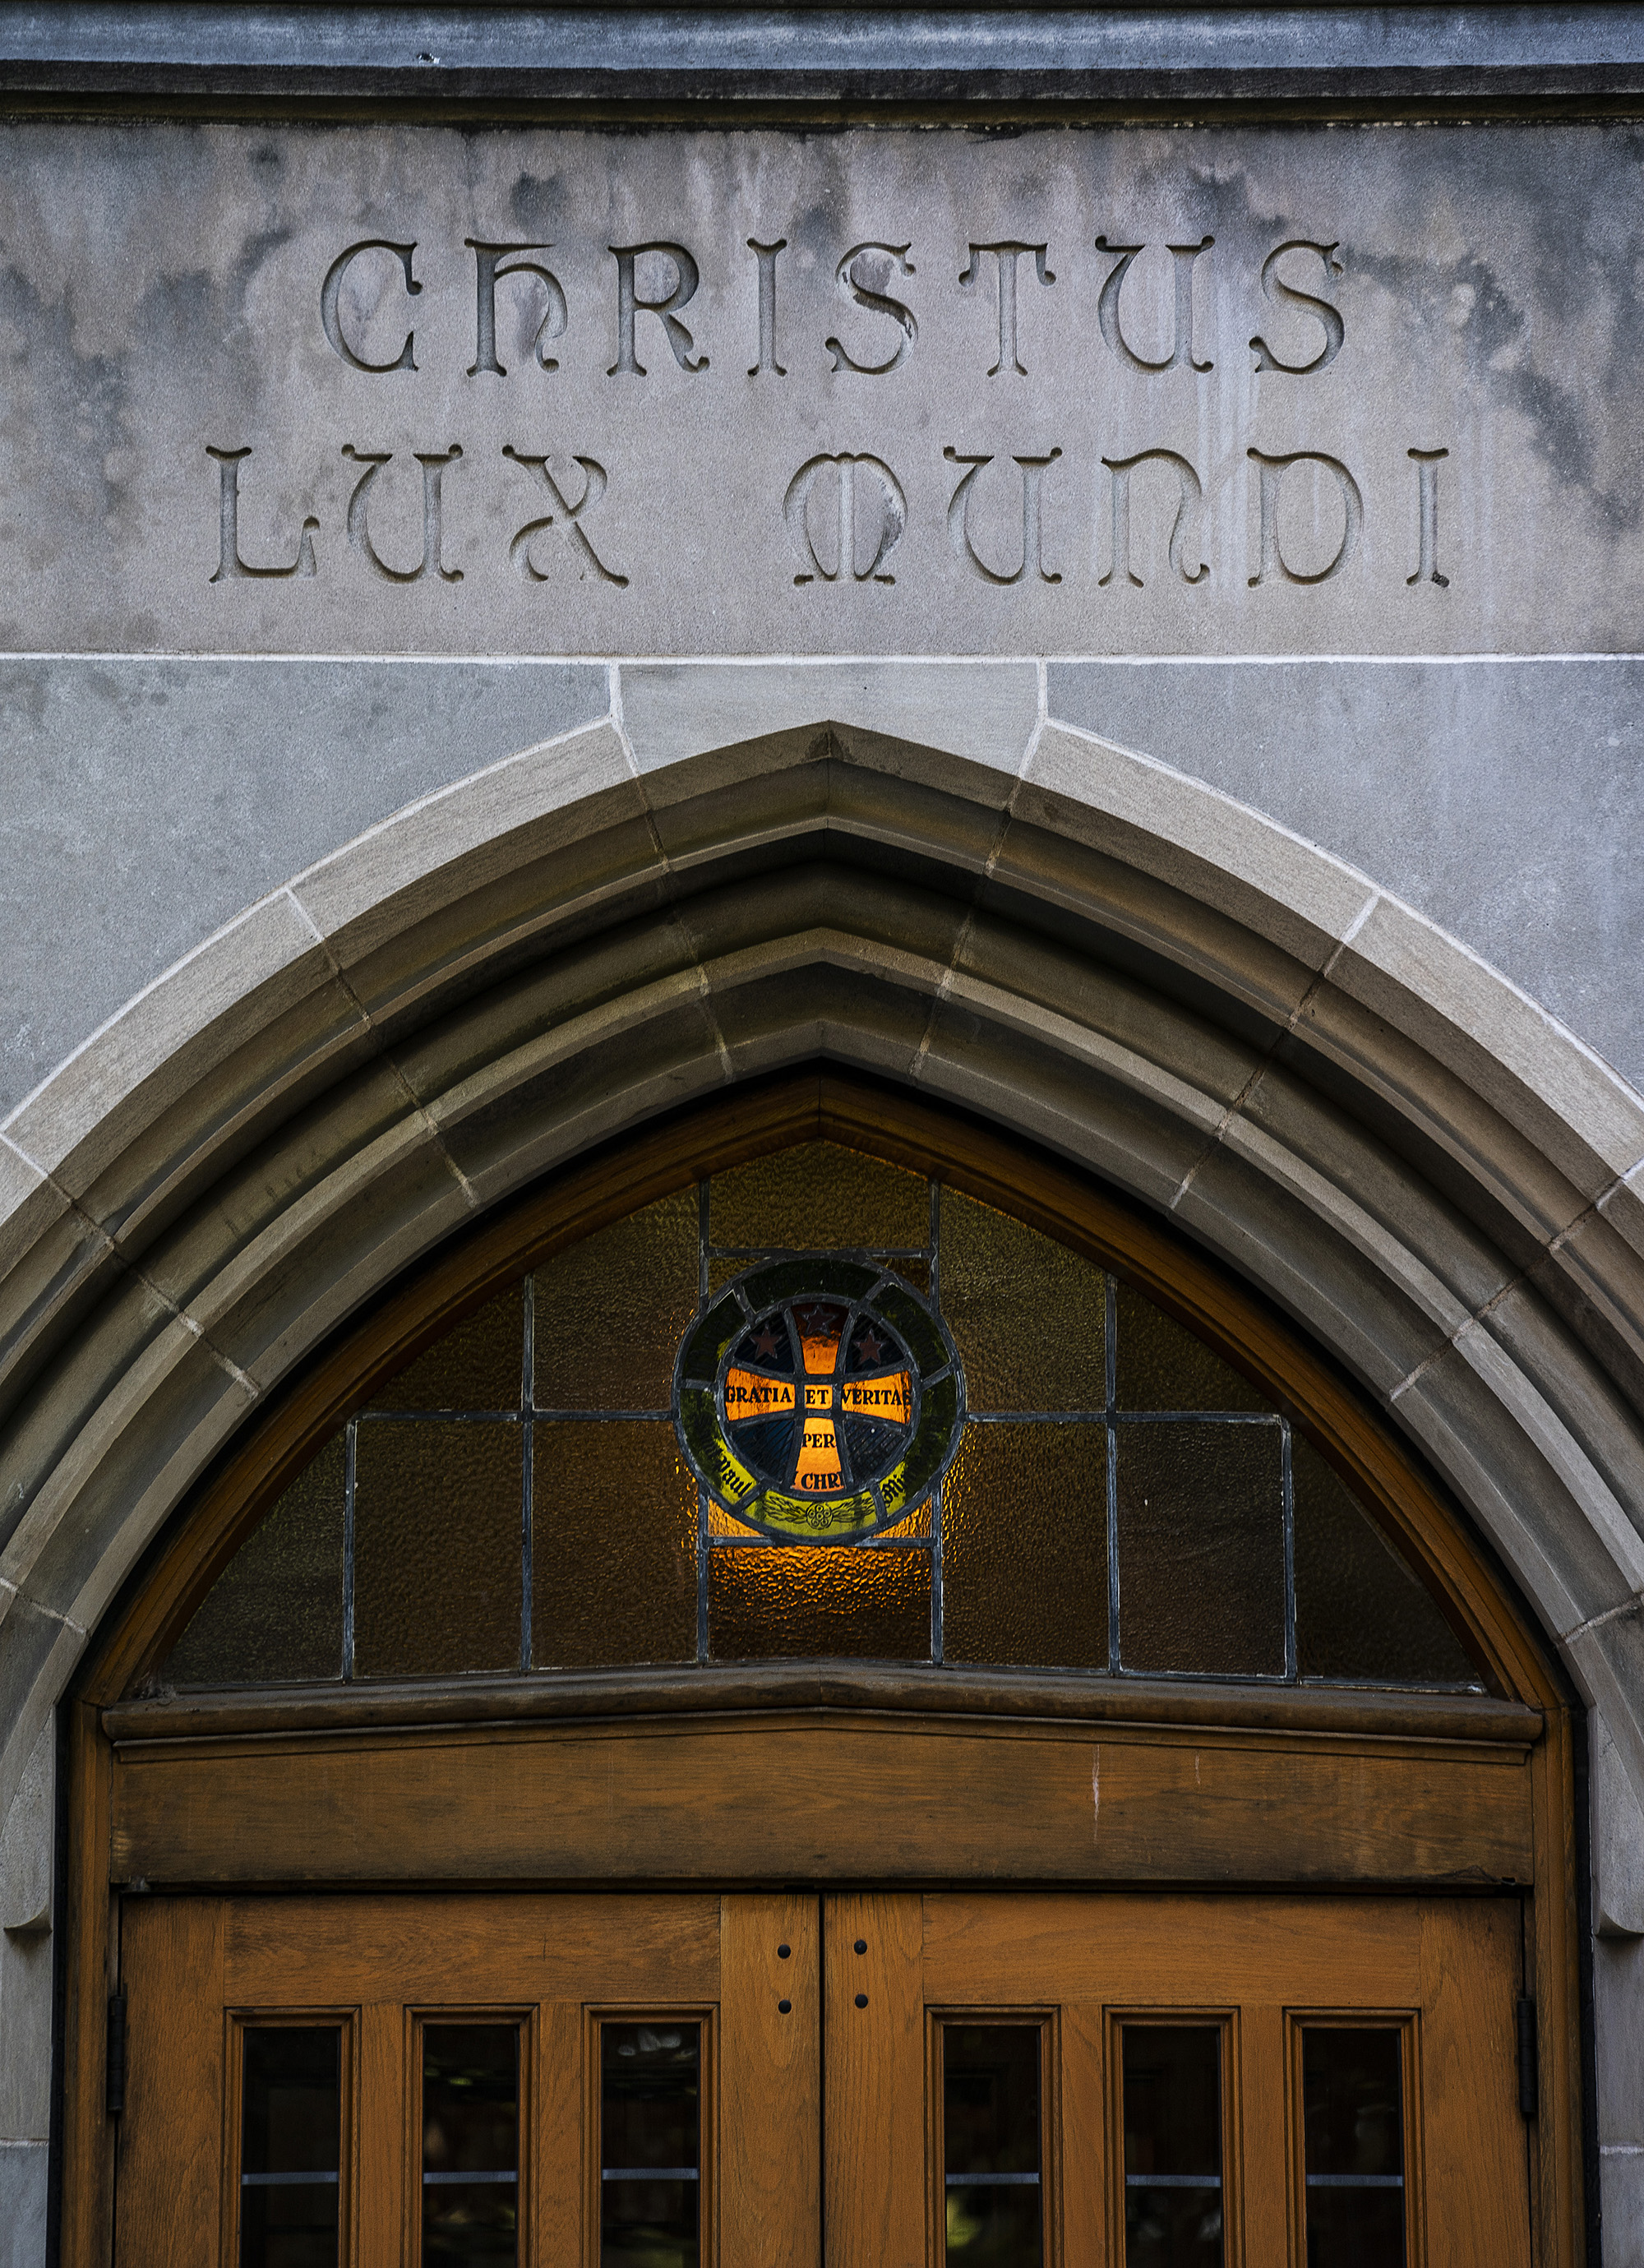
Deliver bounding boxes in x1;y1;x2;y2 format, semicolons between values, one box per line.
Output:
1116;1424;1285;1675
372;1284;524;1411
533;1421;696;1667
534;1193;698;1411
709;1542;930;1659
1293;1437;1480;1687
1115;1285;1267;1414
942;1425;1107;1669
353;1422;522;1678
710;1141;926;1253
167;1439;345;1687
940;1192;1105;1411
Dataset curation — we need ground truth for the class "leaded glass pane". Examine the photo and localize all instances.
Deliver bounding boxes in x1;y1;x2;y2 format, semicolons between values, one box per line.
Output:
942;1423;1108;1670
533;1420;696;1669
709;1541;931;1661
168;1439;345;1689
1115;1425;1285;1677
353;1421;522;1679
159;1137;1485;1698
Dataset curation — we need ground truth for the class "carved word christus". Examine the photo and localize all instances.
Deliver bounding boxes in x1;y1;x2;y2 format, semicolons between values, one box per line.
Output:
315;233;1355;384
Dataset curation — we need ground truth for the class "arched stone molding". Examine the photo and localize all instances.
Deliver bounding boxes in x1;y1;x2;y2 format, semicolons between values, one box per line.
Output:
2;660;1643;1879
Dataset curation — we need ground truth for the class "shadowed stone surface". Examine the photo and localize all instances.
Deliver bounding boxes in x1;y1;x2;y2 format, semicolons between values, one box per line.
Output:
0;659;607;1115
1048;658;1644;1092
1;122;1642;654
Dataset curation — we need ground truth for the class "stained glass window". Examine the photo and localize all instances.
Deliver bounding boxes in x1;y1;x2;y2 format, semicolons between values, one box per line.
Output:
163;1143;1482;1693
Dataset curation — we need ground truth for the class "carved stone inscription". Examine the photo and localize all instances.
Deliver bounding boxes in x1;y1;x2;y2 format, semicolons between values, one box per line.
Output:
0;122;1631;654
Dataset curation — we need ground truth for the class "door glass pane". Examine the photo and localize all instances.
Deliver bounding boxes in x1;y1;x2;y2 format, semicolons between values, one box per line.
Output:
422;2023;520;2266
943;2024;1043;2268
601;2021;701;2268
1122;2025;1223;2268
1301;2029;1406;2268
240;2026;341;2268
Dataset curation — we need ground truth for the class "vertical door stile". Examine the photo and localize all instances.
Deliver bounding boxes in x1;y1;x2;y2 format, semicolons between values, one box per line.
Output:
1060;2005;1105;2268
356;2002;402;2268
823;1894;926;2268
721;1895;821;2268
535;2000;582;2268
118;1896;225;2268
1238;2006;1286;2268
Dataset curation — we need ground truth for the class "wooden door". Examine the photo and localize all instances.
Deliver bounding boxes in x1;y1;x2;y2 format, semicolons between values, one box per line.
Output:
113;1888;1530;2268
831;1890;1532;2268
115;1891;819;2268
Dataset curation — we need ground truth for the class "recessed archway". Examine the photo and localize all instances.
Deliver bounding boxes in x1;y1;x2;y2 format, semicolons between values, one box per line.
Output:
1;694;1639;2266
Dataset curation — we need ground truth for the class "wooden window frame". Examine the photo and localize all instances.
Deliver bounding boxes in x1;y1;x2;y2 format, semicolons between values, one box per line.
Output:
58;1069;1584;2268
1106;2007;1240;2268
223;2006;357;2268
1284;2009;1425;2268
926;2006;1060;2268
410;2004;533;2268
586;2004;717;2268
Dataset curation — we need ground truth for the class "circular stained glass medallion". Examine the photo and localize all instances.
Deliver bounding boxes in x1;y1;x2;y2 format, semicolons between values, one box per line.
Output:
673;1259;965;1542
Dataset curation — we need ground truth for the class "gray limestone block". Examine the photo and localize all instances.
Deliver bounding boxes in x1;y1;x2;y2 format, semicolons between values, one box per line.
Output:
1046;659;1644;1096
0;2143;48;2268
0;122;1638;662
1600;2143;1644;2268
619;662;1039;778
0;658;608;1117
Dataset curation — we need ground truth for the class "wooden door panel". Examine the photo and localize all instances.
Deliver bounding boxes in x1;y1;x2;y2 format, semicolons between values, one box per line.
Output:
921;1892;1425;2006
824;1893;926;2268
116;1887;1530;2268
721;1894;820;2268
117;1898;225;2268
1060;2001;1108;2268
355;2002;401;2268
1417;1901;1531;2268
224;1891;722;2003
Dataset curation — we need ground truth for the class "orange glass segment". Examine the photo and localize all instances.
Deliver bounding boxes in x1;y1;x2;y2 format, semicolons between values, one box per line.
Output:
804;1382;833;1410
839;1372;912;1424
793;1412;845;1494
723;1368;797;1420
795;1301;847;1374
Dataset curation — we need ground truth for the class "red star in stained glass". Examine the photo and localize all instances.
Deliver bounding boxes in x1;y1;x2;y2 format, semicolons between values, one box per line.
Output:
854;1329;884;1364
752;1323;783;1360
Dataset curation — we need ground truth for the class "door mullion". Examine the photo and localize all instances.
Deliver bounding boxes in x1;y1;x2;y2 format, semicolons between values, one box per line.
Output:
823;1894;925;2268
721;1894;821;2268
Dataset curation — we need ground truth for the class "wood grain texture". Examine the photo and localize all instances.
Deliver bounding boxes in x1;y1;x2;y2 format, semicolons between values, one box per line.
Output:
824;1893;925;2268
534;2001;583;2268
1060;2002;1106;2268
1235;2004;1286;2268
222;1892;720;2004
921;1892;1429;2007
103;1670;1543;1748
358;2003;399;2268
110;1721;1535;1890
1416;1901;1531;2268
721;1895;820;2268
117;1896;225;2268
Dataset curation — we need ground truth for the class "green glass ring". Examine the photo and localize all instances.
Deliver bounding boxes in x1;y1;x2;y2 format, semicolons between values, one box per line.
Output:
673;1259;964;1543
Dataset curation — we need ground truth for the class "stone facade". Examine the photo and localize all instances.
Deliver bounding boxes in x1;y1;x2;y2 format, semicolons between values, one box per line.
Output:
2;9;1643;2262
